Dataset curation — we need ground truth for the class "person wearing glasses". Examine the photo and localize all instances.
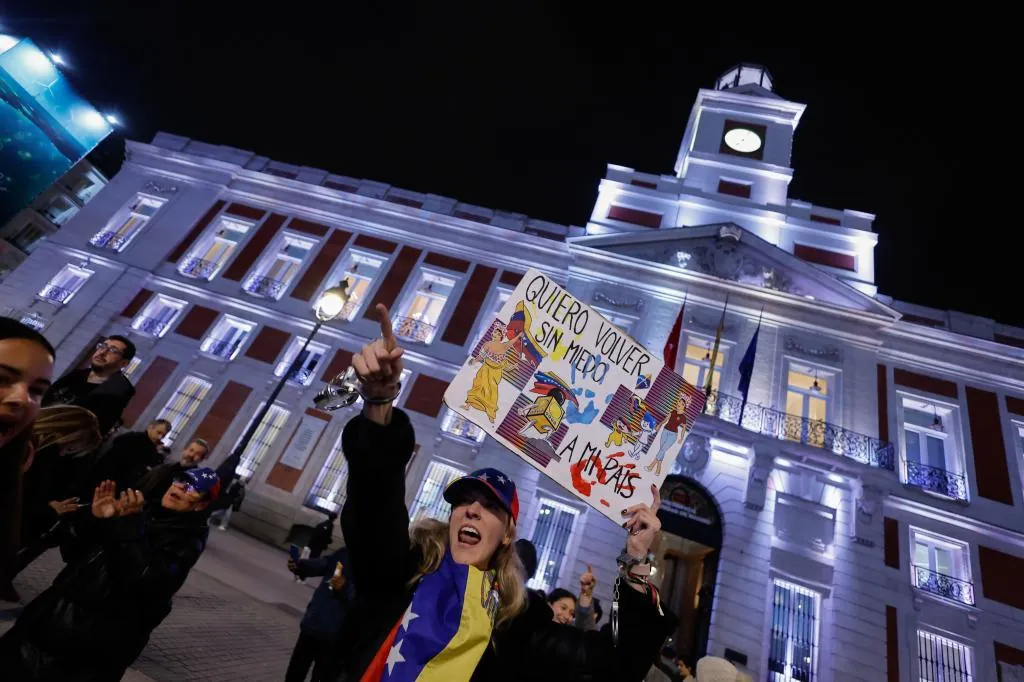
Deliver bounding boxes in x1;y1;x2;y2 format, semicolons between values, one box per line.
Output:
43;336;137;436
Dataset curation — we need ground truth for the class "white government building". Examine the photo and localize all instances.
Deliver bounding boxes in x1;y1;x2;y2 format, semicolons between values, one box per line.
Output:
2;65;1022;682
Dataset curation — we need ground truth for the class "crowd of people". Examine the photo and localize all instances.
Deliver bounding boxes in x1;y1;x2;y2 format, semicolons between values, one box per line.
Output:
1;307;746;681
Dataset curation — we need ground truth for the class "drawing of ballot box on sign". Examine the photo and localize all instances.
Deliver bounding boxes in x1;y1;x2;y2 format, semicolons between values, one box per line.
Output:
516;372;578;439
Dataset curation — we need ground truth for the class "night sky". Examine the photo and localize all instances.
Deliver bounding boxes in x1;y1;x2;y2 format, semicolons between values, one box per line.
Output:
5;6;1015;326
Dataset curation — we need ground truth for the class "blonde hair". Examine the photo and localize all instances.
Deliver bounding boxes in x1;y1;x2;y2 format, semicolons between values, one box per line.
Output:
409;517;528;630
32;406;102;455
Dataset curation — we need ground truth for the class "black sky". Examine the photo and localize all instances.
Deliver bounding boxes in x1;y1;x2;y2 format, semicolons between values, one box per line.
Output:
5;5;1016;326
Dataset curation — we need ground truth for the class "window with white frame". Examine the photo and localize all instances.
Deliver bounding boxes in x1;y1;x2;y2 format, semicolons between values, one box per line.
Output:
122;356;142;380
784;363;832;447
131;294;185;338
441;407;486;444
38;264;92;306
305;433;348;513
178;216;252;280
234;404;291;481
1015;421;1024;493
768;579;821;682
910;528;974;606
900;396;967;501
157;375;212;445
275;338;329;386
326;250;385;321
472;288;512;346
393;270;457;344
594;306;637;336
243;234;315;299
200;316;253;361
39;194;79;226
680;336;727;393
90;194;165;252
409;460;467;522
917;630;973;682
528;497;581;592
68;169;104;204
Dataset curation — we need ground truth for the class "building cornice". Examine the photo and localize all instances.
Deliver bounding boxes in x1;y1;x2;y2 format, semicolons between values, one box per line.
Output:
884;495;1024;552
694;88;807;126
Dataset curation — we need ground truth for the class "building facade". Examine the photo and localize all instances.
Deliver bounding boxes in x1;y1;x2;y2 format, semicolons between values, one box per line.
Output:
0;160;108;282
2;65;1023;681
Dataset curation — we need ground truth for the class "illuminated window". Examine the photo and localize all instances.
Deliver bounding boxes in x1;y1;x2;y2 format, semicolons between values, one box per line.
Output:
784;364;830;446
409;460;467;522
157;375;212;445
200;316;253;361
305;433;348;513
394;270;456;344
1015;421;1024;494
594;307;637;336
243;234;314;299
90;194;164;252
131;294;185;338
680;337;726;393
39;194;79;226
122;356;142;380
472;288;511;346
910;528;974;606
38;263;92;306
528;497;581;593
275;337;328;386
441;407;486;444
768;579;820;682
322;250;386;322
234;404;291;481
916;631;973;682
899;396;967;501
68;169;105;204
178;216;252;280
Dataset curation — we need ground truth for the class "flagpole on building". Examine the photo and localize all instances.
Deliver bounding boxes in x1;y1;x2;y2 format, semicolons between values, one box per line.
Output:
738;306;764;425
704;294;729;400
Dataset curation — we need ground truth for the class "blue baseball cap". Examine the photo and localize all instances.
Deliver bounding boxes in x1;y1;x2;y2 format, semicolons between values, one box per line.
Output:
444;467;519;525
177;467;222;502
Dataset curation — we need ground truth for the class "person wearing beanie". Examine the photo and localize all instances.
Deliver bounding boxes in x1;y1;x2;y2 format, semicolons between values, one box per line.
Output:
0;468;220;680
696;655;739;682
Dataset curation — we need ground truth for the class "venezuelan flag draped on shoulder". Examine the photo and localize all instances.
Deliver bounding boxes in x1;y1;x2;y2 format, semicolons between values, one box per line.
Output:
445;269;705;523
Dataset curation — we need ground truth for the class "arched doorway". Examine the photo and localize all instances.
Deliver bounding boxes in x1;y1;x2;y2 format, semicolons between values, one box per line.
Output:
653;474;723;666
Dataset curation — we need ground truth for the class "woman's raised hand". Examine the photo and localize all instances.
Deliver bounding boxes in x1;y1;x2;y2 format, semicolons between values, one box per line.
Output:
352;304;405;423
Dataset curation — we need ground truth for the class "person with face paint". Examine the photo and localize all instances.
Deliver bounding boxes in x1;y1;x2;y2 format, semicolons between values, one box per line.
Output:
0;468;220;680
0;319;55;603
334;305;675;682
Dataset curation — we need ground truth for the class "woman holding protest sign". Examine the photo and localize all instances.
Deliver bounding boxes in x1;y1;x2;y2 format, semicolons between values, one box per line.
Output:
336;303;675;682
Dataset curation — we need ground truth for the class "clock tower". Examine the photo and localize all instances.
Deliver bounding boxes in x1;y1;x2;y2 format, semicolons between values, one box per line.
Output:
673;64;806;207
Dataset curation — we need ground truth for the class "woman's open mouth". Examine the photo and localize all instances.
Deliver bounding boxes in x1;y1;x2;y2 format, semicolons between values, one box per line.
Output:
456;525;482;547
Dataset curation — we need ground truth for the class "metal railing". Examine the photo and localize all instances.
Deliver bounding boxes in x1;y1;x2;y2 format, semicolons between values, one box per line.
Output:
704;390;896;471
285;367;313;384
89;231;131;251
179;257;219;280
132;316;168;336
443;412;485;443
901;459;969;501
38;284;74;306
243;275;286;299
913;565;975;606
393;316;436;343
202;336;244;360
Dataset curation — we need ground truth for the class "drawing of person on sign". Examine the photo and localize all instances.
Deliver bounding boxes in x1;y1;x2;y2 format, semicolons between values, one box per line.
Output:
646;395;690;476
462;323;523;422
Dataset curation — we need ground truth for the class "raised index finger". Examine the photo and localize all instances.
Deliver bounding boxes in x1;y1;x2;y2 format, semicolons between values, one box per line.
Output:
650;483;662;513
376;304;395;349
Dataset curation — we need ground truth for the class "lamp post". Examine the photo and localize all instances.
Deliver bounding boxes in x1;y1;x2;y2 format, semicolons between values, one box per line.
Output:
215;282;349;483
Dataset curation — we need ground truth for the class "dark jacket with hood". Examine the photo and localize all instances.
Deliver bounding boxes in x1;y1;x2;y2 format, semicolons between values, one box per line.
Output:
294;547;354;638
334;409;676;682
0;502;209;681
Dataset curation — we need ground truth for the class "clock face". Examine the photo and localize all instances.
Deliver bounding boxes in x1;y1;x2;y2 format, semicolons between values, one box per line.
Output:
723;127;762;154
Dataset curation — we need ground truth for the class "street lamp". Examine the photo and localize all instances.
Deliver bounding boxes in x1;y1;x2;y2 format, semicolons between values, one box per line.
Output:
215;281;349;483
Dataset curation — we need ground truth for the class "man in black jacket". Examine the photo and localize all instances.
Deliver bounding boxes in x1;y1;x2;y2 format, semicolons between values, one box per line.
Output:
43;336;137;436
92;418;170;489
287;546;353;681
0;468;221;681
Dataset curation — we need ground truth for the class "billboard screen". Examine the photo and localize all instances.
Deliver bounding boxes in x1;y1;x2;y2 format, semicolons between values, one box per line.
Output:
0;35;112;227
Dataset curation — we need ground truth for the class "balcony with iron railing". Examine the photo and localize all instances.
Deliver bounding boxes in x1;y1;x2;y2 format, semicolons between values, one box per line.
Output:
442;412;486;444
913;565;976;606
243;274;287;299
704;390;896;471
900;459;969;501
201;336;246;360
37;284;74;306
89;231;131;251
285;367;314;385
179;257;219;280
393;316;436;344
132;316;169;337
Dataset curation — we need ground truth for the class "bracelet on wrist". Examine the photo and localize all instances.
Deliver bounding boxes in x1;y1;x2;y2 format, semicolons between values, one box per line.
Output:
359;382;402;405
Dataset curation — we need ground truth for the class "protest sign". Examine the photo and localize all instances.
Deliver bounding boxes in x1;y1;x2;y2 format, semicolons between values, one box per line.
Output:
443;269;706;523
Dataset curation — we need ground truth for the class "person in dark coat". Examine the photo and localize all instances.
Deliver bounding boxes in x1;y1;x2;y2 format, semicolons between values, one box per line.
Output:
0;467;222;681
286;546;354;681
42;335;137;436
135;436;210;499
307;512;337;558
92;418;169;490
333;307;676;682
